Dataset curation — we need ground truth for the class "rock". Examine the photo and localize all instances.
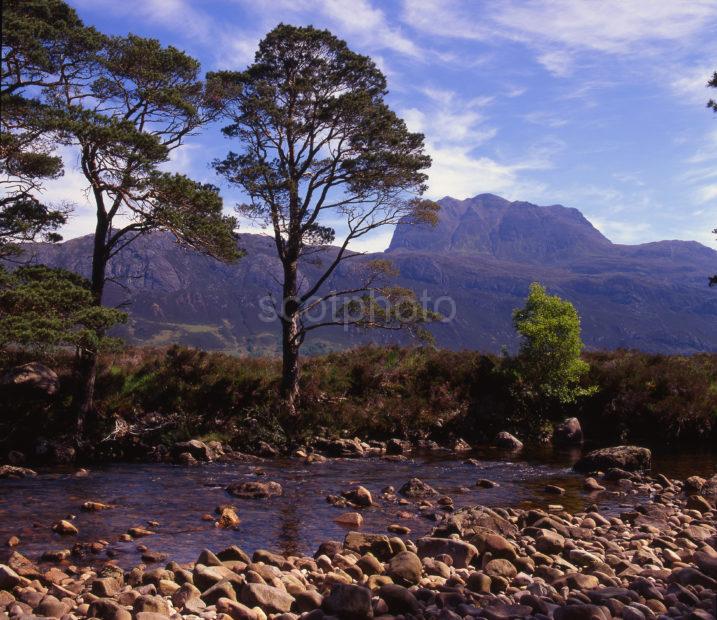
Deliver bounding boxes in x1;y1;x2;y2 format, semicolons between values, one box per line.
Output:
314;437;365;458
292;590;323;613
554;605;609;620
5;536;19;547
344;532;395;560
194;564;244;591
141;550;167;563
386;438;409;455
452;438;472;452
535;530;565;553
378;583;420;615
202;580;237;605
476;478;500;488
416;537;479;568
686;495;712;513
467;571;492;593
483;604;532;620
1;362;59;398
240;583;294;614
545;484;565;495
694;551;717;578
669;567;717;589
684;475;706;493
573;445;651;473
0;465;37;479
0;564;26;590
216;597;257;619
469;532;517;560
342;486;373;507
583;477;606;492
494;431;523;450
81;501;114;511
387;550;422;585
484;558;517;579
226;481;283;499
217;545;252;564
136;613;171;620
52;519;78;535
699;474;717;506
35;594;70;618
322;583;373;620
133;594;170;615
256;441;279;457
335;512;364;527
399;477;438;498
553;417;584;446
554;573;600;590
432;505;519;538
92;577;121;597
216;505;241;528
89;598;133;620
173;439;213;461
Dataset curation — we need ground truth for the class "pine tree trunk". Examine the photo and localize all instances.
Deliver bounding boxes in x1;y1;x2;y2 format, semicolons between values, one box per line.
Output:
280;314;300;418
279;257;301;422
76;216;108;440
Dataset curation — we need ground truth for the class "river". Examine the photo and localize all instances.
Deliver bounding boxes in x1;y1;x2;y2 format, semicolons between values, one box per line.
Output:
0;446;714;568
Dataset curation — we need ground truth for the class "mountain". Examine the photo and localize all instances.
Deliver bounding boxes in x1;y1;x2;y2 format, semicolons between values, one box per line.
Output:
20;194;717;354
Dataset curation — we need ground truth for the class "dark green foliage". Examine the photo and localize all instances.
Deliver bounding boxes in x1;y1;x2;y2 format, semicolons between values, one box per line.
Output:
212;24;436;416
0;265;126;352
0;0;101;256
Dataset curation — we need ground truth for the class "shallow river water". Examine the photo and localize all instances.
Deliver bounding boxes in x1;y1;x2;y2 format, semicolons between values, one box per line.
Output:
0;446;714;568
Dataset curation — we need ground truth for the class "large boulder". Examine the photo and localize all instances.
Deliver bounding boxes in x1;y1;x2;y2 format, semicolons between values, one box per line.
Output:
416;537;478;568
494;431;523;450
1;362;59;399
432;505;519;539
553;417;583;446
573;445;651;473
226;481;283;499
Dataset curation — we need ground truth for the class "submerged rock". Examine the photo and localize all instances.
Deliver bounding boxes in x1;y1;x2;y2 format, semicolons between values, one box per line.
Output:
226;480;283;499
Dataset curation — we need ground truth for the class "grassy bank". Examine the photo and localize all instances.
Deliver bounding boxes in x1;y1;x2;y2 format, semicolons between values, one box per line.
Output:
2;345;716;461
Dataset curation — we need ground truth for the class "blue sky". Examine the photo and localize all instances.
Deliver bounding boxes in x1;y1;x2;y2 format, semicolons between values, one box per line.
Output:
53;0;717;251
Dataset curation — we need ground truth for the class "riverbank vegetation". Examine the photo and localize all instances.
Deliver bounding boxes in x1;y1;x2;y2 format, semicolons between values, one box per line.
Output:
2;344;715;462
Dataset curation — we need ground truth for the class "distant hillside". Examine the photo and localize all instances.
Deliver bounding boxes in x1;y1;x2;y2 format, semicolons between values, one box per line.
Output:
21;194;717;354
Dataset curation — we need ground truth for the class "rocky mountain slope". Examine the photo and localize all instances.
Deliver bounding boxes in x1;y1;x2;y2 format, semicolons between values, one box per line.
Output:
22;194;717;354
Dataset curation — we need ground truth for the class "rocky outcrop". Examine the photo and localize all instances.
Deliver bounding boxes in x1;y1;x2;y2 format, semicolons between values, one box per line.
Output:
574;445;652;472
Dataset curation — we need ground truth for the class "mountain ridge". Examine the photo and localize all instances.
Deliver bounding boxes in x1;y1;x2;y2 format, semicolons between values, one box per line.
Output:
17;194;717;354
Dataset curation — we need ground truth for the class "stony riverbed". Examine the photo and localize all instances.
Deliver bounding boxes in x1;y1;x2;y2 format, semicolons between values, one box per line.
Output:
1;445;716;620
